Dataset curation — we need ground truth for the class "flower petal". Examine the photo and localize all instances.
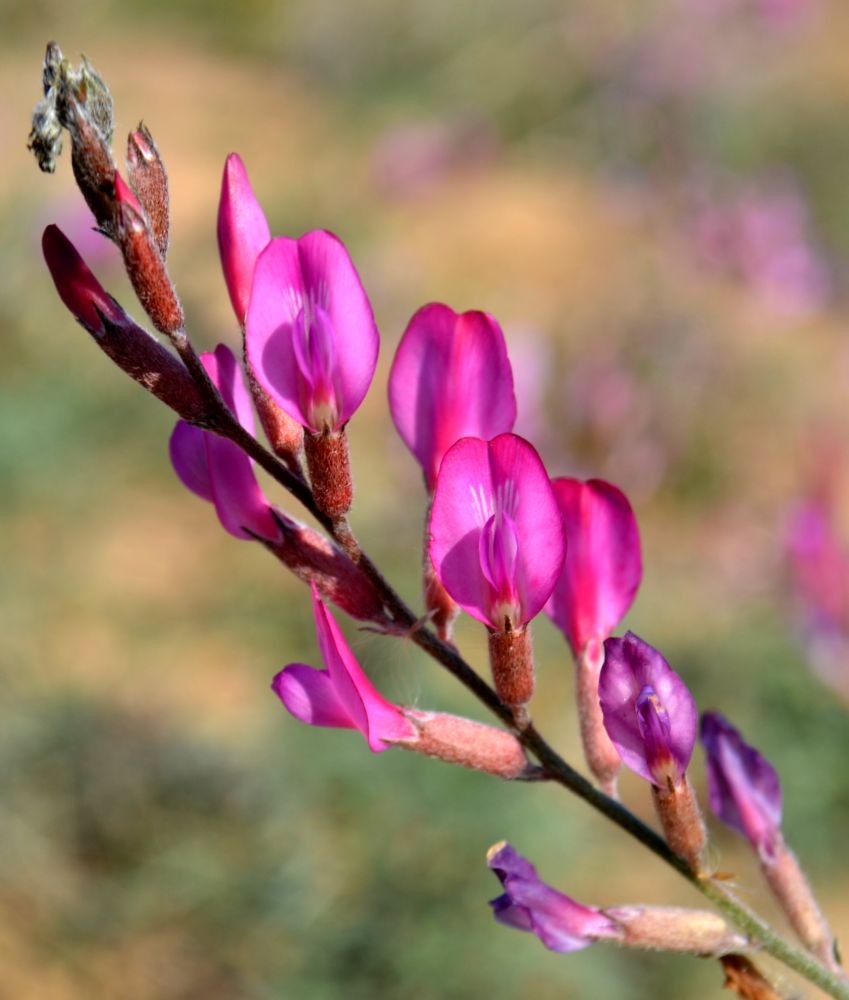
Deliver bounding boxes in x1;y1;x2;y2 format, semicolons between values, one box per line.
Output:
311;587;416;752
545;478;642;655
246;232;379;430
296;230;379;423
429;434;565;627
700;711;783;855
169;421;213;501
487;842;621;953
217;153;271;324
272;663;354;728
388;303;516;490
599;633;697;785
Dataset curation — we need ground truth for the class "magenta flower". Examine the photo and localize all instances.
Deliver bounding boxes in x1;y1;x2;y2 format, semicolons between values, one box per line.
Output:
217;153;271;325
388;303;516;491
169;343;280;542
599;633;697;786
487;842;621;953
245;231;379;433
273;587;417;752
700;712;782;859
429;433;565;631
545;478;642;656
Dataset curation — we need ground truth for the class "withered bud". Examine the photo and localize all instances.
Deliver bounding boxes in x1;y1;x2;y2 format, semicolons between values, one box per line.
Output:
488;626;534;718
399;710;530;779
304;429;353;517
264;510;387;625
652;775;707;874
577;637;621;796
42;225;205;424
720;955;786;1000
245;362;304;474
605;906;748;957
67;102;117;235
127;124;170;258
114;176;184;337
28;44;116;231
760;835;842;975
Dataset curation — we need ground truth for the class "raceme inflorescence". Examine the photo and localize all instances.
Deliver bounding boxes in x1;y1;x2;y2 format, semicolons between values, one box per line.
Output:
29;43;849;1000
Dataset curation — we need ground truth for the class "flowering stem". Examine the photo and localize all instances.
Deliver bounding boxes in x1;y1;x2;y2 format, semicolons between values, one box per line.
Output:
176;329;848;999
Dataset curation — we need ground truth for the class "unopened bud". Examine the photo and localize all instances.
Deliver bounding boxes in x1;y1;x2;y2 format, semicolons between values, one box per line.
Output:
651;775;707;874
605;906;748;956
264;510;387;624
488;626;534;717
760;834;842;975
114;173;184;336
43;225;205;423
65;95;117;235
127;124;170;258
304;428;353;517
400;710;529;778
245;362;303;474
577;636;621;796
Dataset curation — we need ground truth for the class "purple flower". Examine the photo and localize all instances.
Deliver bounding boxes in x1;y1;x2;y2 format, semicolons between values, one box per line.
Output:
388;303;516;492
217;153;271;325
429;434;566;631
700;712;782;859
246;231;379;433
545;478;642;657
487;842;621;953
599;633;697;786
273;587;417;752
169;344;280;542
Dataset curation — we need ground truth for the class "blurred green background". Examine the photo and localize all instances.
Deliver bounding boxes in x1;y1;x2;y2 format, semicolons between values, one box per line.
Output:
4;0;849;996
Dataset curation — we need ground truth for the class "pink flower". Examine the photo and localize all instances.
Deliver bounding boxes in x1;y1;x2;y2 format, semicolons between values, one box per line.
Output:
245;231;379;433
217;153;271;325
273;587;417;752
388;303;516;491
429;433;565;631
599;633;697;787
169;344;280;542
700;711;782;860
487;842;622;953
545;478;642;656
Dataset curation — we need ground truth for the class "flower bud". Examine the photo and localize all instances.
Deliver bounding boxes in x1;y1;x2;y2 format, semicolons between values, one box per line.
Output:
43;225;205;423
114;172;184;336
127;124;170;258
400;710;529;778
218;153;271;324
304;429;353;518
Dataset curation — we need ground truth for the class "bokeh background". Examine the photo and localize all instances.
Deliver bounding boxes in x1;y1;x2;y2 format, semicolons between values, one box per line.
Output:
4;0;849;996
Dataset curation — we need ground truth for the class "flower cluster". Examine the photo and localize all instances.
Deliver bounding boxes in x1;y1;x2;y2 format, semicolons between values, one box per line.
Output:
33;45;848;999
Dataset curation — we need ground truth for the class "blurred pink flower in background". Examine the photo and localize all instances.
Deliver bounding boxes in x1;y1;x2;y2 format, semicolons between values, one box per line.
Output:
687;176;831;317
372;116;498;198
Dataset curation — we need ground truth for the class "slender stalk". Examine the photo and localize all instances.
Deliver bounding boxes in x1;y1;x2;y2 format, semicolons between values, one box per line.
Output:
176;329;849;999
